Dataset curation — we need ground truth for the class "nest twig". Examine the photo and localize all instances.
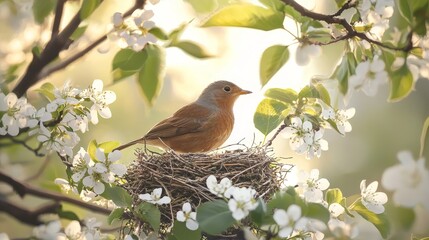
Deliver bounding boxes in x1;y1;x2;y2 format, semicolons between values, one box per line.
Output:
123;145;291;235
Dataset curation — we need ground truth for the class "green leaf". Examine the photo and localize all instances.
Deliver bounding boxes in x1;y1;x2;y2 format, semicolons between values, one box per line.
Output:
305;202;330;222
202;4;285;31
170;220;202;240
412;1;429;36
306;27;333;43
298;85;319;99
253;98;288;136
330;52;356;95
87;139;98;160
283;5;302;22
197;199;235;235
112;69;137;82
36;82;56;101
335;0;348;8
397;0;412;24
168;24;187;45
183;0;217;13
388;64;414;102
351;201;391;238
267;189;295;212
135;202;161;231
249;198;267;227
58;208;80;221
80;0;101;20
259;0;285;11
171;41;212;58
149;27;169;40
108;207;124;225
112;49;148;73
326;188;343;205
101;185;132;208
32;0;55;24
98;141;121;153
314;83;331;105
137;44;166;105
388;205;415;230
259;45;289;86
70;25;88;41
264;88;297;104
420;116;429;158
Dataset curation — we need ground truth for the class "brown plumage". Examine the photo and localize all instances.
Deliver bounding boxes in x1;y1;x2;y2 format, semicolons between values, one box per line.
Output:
115;80;252;153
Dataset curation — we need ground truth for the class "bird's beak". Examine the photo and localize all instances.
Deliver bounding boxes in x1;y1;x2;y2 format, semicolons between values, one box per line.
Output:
238;89;252;95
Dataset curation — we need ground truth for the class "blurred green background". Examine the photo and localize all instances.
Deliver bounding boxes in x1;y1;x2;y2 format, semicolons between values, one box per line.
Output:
0;0;428;239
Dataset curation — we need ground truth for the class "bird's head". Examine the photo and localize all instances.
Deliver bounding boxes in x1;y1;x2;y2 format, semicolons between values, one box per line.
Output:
197;80;252;109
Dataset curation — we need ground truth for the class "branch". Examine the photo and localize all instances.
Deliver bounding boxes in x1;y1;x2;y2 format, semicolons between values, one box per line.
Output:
0;171;111;215
0;198;60;226
12;0;146;97
51;0;66;38
39;0;146;80
265;123;287;147
281;0;413;52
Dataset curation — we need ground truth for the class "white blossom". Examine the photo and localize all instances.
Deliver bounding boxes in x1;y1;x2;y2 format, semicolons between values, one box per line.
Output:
33;220;61;240
71;147;92;182
54;178;78;194
381;151;429;210
0;233;9;240
297;169;330;203
360;180;388;214
329;203;345;218
349;56;388;96
57;221;84;240
295;44;321;66
283;117;328;159
322;107;355;134
328;218;358;239
273;204;307;238
0;92;37;136
206;175;232;198
227;187;259;221
80;79;116;124
176;202;199;231
139;188;171;205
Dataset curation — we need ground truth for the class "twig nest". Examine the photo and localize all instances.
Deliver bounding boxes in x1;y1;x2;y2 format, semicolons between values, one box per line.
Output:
124;145;288;228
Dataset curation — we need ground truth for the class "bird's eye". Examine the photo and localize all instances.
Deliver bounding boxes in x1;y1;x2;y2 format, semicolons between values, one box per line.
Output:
223;86;231;92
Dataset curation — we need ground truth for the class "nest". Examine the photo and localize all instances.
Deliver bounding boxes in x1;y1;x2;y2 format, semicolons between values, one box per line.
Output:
123;145;290;235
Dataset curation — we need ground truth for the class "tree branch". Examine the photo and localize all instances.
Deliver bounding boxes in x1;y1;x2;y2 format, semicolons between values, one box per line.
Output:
0;171;111;215
12;0;146;97
51;0;66;38
265;123;287;147
0;198;60;226
281;0;413;52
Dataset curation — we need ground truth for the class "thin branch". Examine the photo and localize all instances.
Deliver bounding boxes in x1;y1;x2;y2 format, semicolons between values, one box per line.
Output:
0;198;60;226
39;0;146;80
281;0;413;52
9;138;45;157
12;0;146;97
0;171;111;215
265;123;287;147
51;0;66;38
329;0;356;18
25;155;51;181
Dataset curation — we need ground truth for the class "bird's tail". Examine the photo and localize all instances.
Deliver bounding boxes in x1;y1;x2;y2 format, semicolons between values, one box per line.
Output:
114;138;143;151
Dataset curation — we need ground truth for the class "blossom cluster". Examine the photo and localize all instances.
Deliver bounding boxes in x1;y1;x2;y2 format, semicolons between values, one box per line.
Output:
348;55;388;97
206;175;259;221
0;79;116;157
291;168;388;239
356;0;395;40
282;101;355;159
32;218;105;240
138;188;199;231
108;6;158;52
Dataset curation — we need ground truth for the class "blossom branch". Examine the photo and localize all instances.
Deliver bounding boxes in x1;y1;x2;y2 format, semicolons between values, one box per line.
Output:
51;0;66;38
265;123;287;147
281;0;413;52
12;0;146;97
0;171;111;215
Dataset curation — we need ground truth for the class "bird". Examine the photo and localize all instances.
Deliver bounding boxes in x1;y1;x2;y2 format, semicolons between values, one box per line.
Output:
114;80;252;153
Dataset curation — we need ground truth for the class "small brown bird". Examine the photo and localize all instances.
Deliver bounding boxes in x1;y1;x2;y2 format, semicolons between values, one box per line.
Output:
115;80;252;152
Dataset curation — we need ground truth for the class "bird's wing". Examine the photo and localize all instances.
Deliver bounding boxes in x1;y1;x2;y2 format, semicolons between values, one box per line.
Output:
144;103;214;139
